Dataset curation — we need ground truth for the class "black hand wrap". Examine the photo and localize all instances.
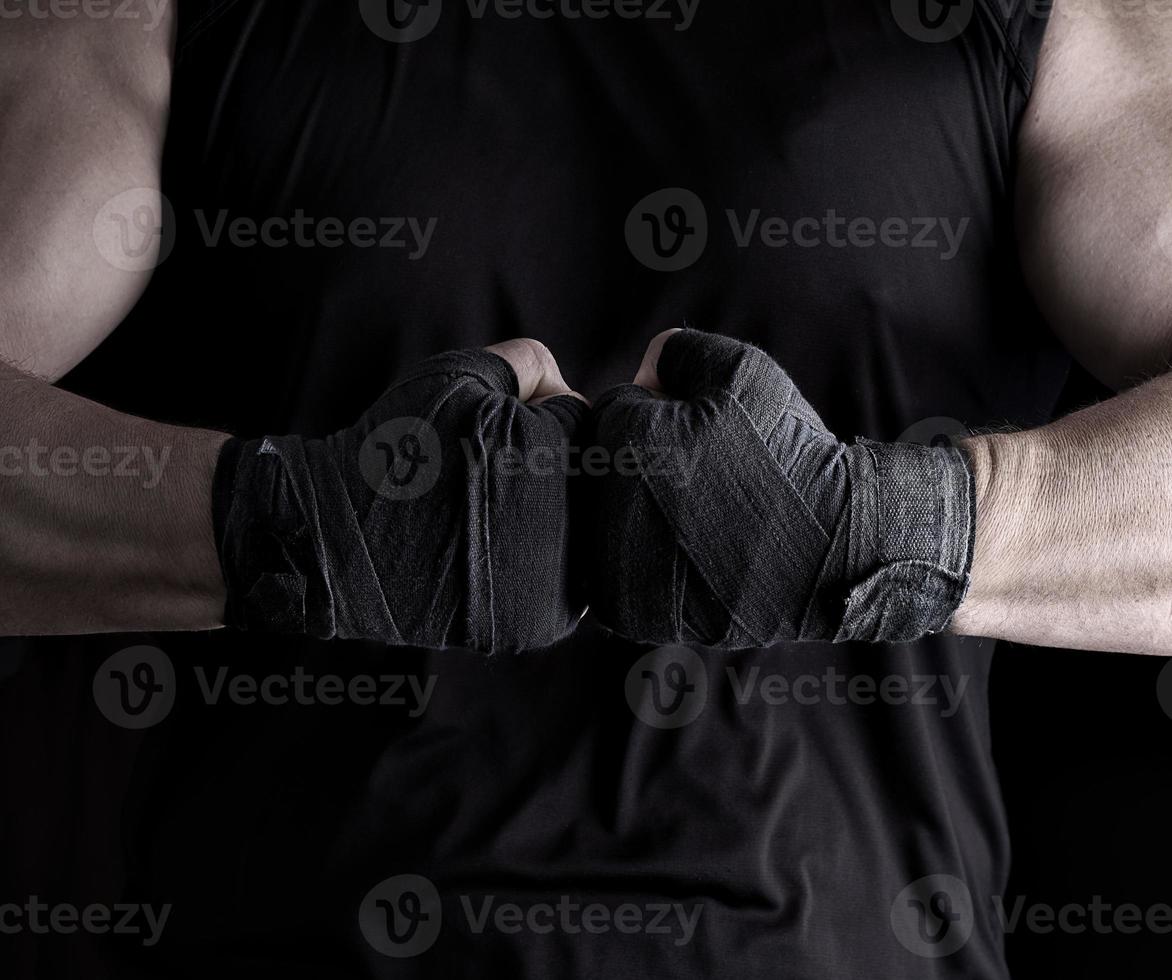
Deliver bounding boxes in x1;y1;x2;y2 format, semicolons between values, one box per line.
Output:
213;349;587;652
589;331;975;647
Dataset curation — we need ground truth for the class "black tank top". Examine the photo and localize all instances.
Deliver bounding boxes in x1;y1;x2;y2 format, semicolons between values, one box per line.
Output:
7;1;1066;976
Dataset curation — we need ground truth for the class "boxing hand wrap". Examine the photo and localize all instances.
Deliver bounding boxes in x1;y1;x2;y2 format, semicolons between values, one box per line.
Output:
589;331;975;647
212;349;587;652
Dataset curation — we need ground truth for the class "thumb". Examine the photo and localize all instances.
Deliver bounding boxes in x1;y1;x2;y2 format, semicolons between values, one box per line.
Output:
486;338;588;406
632;328;684;392
644;328;827;435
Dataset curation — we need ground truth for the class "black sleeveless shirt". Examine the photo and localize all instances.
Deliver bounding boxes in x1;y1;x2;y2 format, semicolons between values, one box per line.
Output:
3;0;1067;976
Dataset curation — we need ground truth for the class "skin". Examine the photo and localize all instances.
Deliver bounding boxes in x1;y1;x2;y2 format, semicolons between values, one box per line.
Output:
630;1;1172;656
954;0;1172;654
0;339;579;635
0;3;580;634
0;1;1168;651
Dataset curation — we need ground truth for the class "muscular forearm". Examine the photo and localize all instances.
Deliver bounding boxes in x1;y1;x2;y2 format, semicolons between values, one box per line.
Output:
952;373;1172;655
0;361;228;634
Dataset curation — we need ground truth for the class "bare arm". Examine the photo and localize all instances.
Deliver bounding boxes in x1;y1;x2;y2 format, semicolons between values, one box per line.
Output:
0;362;229;633
0;9;576;637
951;0;1172;654
955;377;1172;654
0;5;230;634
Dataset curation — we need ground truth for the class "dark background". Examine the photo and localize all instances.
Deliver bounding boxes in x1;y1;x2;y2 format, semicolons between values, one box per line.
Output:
993;644;1172;977
992;364;1172;977
3;368;1170;978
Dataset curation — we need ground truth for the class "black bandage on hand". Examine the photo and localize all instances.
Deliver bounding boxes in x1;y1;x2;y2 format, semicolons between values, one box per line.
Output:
213;349;587;652
588;330;974;647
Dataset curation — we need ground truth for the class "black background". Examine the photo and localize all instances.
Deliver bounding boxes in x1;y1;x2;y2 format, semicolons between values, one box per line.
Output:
992;364;1172;977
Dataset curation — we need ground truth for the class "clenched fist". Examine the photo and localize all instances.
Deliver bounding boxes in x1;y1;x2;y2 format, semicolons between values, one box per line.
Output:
587;329;975;648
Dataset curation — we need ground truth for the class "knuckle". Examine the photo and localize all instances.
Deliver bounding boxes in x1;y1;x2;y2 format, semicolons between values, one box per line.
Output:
521;338;556;373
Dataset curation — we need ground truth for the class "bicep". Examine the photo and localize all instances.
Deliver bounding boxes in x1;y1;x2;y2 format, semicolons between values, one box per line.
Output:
0;3;174;382
1016;1;1172;391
